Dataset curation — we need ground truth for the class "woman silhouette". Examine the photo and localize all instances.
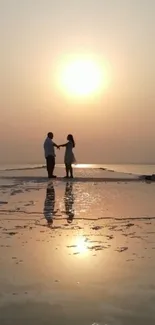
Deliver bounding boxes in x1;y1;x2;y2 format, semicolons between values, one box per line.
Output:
64;182;74;223
59;134;76;178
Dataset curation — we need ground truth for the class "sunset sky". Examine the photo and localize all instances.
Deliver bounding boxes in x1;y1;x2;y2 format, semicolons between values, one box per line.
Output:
0;0;155;164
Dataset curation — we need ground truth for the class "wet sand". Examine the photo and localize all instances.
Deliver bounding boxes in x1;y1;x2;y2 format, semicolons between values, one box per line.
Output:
0;171;155;324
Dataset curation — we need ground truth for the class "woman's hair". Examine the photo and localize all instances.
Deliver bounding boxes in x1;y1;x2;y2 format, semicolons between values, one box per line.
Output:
67;134;75;148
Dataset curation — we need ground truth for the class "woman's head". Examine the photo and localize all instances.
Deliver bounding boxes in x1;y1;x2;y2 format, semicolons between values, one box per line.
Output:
67;134;75;147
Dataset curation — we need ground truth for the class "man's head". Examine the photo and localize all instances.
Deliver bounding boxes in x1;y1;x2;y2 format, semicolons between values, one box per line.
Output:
47;132;53;139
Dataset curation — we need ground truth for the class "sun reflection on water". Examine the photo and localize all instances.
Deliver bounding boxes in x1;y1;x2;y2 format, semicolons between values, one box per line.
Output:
75;236;88;255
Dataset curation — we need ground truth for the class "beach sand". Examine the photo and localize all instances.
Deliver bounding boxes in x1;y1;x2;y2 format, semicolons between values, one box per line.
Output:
0;168;155;324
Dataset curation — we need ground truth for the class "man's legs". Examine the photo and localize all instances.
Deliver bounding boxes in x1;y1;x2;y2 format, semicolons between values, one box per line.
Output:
46;156;55;178
46;156;50;178
51;156;55;176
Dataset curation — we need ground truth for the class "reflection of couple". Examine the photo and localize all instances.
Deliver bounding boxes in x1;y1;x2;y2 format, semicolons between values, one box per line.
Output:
44;182;74;225
43;132;76;179
64;182;74;223
43;183;56;226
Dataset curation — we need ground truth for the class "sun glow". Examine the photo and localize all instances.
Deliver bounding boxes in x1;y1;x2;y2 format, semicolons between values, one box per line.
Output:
59;56;109;97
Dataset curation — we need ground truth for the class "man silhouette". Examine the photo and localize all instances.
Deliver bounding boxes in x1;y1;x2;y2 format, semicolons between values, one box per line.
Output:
43;183;57;225
44;132;59;178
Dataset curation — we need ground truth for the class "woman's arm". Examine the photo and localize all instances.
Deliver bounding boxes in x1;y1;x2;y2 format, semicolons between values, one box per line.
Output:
59;143;68;147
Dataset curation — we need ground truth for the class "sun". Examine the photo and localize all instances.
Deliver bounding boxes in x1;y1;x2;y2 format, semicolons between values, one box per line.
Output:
59;57;105;97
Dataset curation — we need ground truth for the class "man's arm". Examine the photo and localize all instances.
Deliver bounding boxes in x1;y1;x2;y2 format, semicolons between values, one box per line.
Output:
53;142;59;149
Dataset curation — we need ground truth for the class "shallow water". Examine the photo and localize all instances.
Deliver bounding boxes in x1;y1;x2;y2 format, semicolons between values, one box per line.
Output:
0;169;155;324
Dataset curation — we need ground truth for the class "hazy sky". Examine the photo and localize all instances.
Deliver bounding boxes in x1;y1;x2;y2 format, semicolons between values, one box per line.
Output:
0;0;155;164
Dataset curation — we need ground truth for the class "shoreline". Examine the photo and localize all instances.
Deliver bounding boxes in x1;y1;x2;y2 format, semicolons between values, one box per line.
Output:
0;175;143;183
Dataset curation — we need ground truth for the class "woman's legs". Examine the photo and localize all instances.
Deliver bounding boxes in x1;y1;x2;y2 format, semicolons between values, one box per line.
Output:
69;164;73;178
65;164;73;178
65;164;69;177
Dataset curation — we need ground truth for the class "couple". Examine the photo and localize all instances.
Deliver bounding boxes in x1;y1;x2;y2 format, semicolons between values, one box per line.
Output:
44;132;76;179
44;182;74;226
